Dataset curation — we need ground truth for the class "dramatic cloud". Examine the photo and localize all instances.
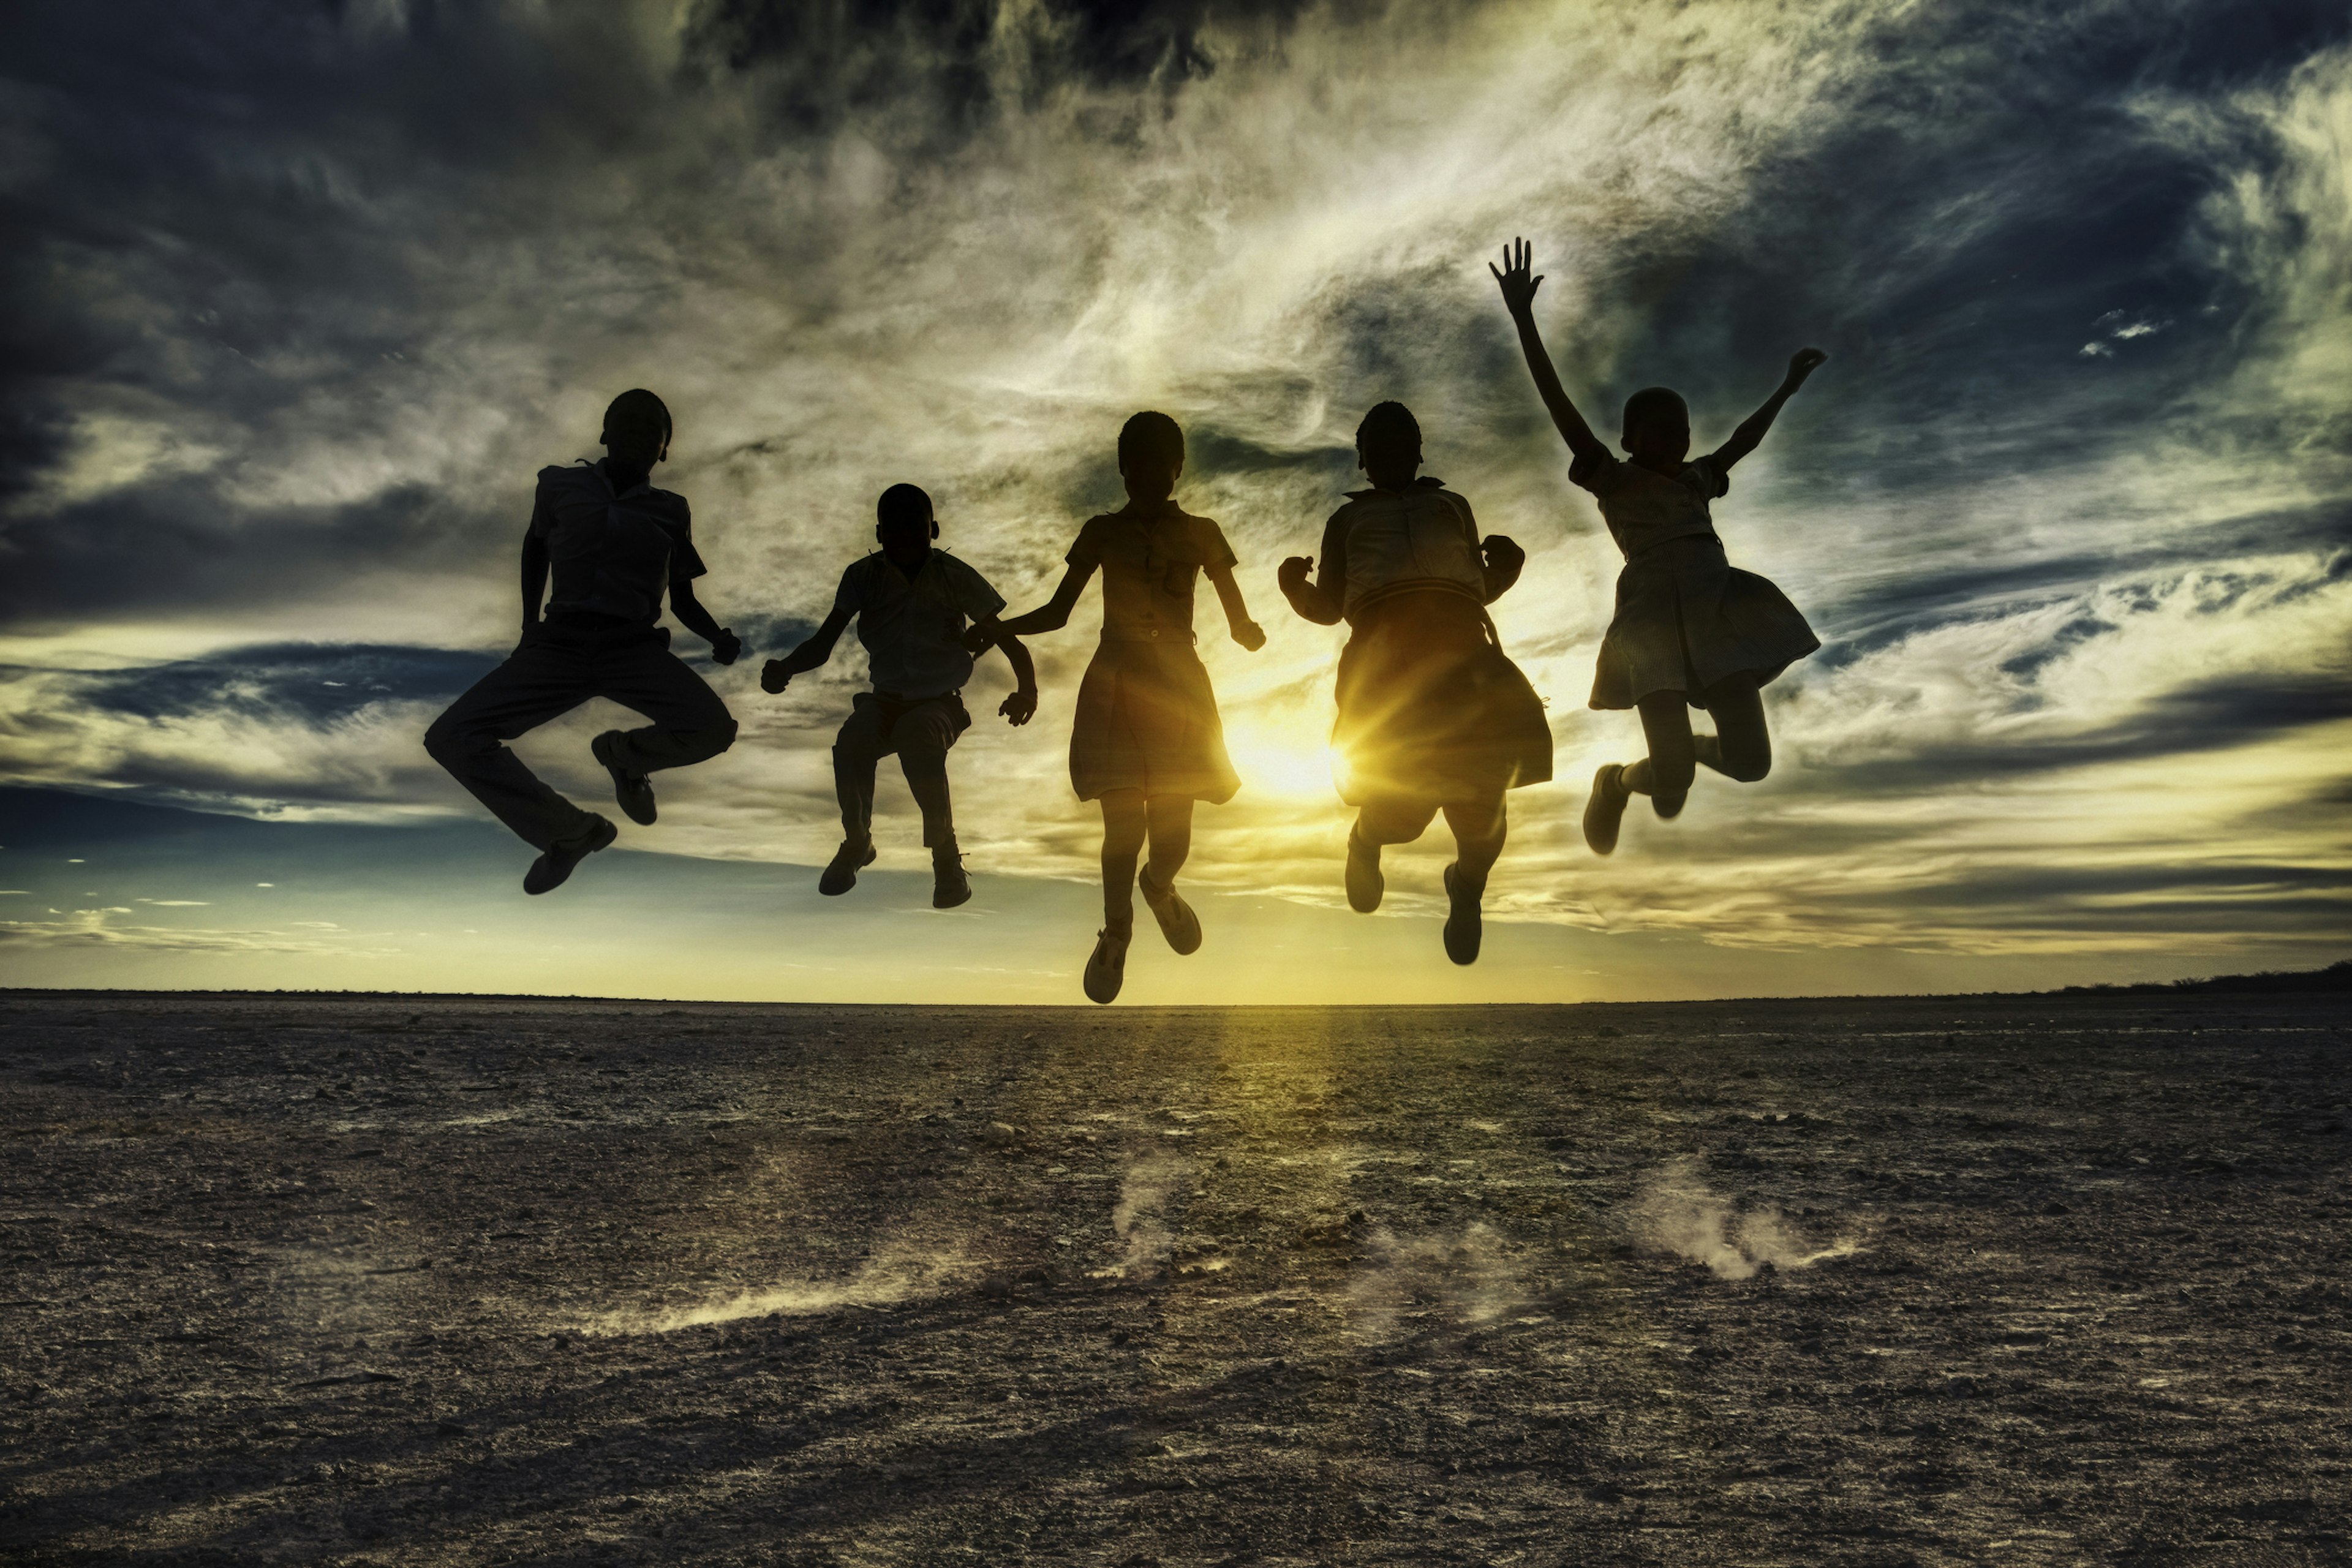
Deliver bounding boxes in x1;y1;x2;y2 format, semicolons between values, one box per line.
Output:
1;0;2346;992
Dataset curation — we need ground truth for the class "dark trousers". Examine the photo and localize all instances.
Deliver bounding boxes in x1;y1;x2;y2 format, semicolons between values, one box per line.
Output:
424;625;736;850
834;691;969;848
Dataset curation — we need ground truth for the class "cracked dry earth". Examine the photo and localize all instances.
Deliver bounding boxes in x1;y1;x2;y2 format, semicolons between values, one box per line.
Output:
2;991;2349;1567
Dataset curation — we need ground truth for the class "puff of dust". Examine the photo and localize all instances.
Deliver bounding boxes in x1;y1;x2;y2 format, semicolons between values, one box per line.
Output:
1346;1222;1525;1342
1101;1151;1191;1279
1630;1158;1865;1280
585;1242;971;1336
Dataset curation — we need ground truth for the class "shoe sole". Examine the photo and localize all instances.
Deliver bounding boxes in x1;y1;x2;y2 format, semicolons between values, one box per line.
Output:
1581;763;1624;856
524;817;618;895
1138;872;1201;955
933;881;972;909
820;845;876;896
1084;934;1128;1004
590;733;657;826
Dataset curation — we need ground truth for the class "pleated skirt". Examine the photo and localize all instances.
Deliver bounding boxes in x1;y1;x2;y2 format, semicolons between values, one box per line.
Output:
1591;535;1820;710
1068;638;1240;804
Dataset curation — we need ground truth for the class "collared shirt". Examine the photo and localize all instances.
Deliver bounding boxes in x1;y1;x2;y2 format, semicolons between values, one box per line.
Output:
832;549;1006;699
1318;477;1487;621
1569;450;1730;560
530;461;707;627
1066;499;1237;644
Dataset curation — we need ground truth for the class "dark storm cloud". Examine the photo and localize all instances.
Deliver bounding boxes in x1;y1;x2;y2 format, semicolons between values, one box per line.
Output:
58;643;500;725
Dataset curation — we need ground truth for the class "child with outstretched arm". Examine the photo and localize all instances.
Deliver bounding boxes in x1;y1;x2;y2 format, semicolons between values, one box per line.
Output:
968;412;1265;1004
761;484;1036;909
1276;401;1551;965
1490;238;1825;854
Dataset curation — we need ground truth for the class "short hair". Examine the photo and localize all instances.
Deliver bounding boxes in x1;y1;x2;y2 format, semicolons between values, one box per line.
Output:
1621;386;1687;439
1117;410;1185;477
601;388;672;450
876;483;934;530
1354;401;1422;469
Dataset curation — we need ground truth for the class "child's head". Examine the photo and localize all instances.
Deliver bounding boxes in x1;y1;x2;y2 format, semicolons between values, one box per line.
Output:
875;482;939;564
1117;411;1185;502
1620;386;1690;467
600;388;671;467
1354;401;1422;489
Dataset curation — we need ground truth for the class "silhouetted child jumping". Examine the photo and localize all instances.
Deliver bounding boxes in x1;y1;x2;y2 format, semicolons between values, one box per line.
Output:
1278;402;1551;964
425;389;741;894
975;412;1265;1003
760;484;1037;909
1491;239;1824;854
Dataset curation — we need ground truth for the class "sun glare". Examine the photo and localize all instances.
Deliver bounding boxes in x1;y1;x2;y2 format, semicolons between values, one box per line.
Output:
1223;725;1339;801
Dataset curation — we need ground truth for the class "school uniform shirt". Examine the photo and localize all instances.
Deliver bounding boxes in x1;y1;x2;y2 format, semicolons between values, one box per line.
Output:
832;549;1006;699
1316;477;1488;622
532;461;706;628
1569;450;1728;560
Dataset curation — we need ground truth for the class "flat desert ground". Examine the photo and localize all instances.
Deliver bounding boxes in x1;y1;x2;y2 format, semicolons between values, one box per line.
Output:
3;990;2348;1566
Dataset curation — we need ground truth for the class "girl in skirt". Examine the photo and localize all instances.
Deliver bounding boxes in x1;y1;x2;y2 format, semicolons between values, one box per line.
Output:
1491;238;1825;853
1278;401;1551;965
979;412;1266;1003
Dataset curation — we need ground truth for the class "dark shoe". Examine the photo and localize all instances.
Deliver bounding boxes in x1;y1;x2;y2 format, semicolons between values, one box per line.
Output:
1136;865;1202;954
524;815;617;895
1582;763;1629;856
1442;863;1483;966
590;732;656;826
820;839;876;897
932;843;971;909
1344;824;1384;913
1084;929;1129;1004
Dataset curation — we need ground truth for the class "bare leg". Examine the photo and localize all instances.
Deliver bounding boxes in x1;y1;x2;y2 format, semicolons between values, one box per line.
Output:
1144;794;1194;889
1694;673;1771;782
1356;797;1438;849
1442;793;1507;889
1623;692;1697;818
1100;790;1147;939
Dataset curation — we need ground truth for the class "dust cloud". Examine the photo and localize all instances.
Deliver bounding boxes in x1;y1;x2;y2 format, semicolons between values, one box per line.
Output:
585;1240;972;1336
1631;1157;1866;1279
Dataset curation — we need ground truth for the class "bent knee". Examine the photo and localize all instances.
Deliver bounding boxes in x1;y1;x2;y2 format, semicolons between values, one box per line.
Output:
689;718;739;755
1723;752;1771;784
1651;793;1688;820
423;718;487;764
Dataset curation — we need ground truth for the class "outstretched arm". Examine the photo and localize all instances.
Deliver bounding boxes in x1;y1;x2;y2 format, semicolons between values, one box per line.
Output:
519;529;548;628
1206;562;1267;650
987;624;1039;725
977;561;1095;647
668;582;741;664
760;606;852;692
1706;348;1828;471
1490;238;1610;467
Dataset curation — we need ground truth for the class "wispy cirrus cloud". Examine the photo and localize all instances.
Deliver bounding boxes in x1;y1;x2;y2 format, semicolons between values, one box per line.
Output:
1;0;2346;986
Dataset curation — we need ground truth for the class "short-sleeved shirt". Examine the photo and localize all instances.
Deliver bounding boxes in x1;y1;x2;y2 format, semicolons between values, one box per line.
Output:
1065;500;1237;643
1569;450;1729;560
531;461;707;627
1317;477;1487;622
831;548;1006;699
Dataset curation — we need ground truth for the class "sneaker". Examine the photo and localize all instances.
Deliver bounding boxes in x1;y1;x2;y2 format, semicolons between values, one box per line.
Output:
1136;865;1202;955
1084;929;1129;1005
1581;762;1629;856
819;839;876;896
1442;862;1483;966
524;815;617;895
932;842;971;909
1344;824;1384;913
590;732;656;826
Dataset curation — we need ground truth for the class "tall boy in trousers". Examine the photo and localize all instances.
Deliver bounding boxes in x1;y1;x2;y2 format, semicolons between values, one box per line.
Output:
425;389;742;894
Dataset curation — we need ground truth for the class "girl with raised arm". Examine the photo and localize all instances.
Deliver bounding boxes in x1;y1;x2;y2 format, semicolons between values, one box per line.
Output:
1490;238;1825;854
974;412;1265;1003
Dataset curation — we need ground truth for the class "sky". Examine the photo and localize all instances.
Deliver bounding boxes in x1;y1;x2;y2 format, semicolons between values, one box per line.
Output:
1;0;2347;1003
